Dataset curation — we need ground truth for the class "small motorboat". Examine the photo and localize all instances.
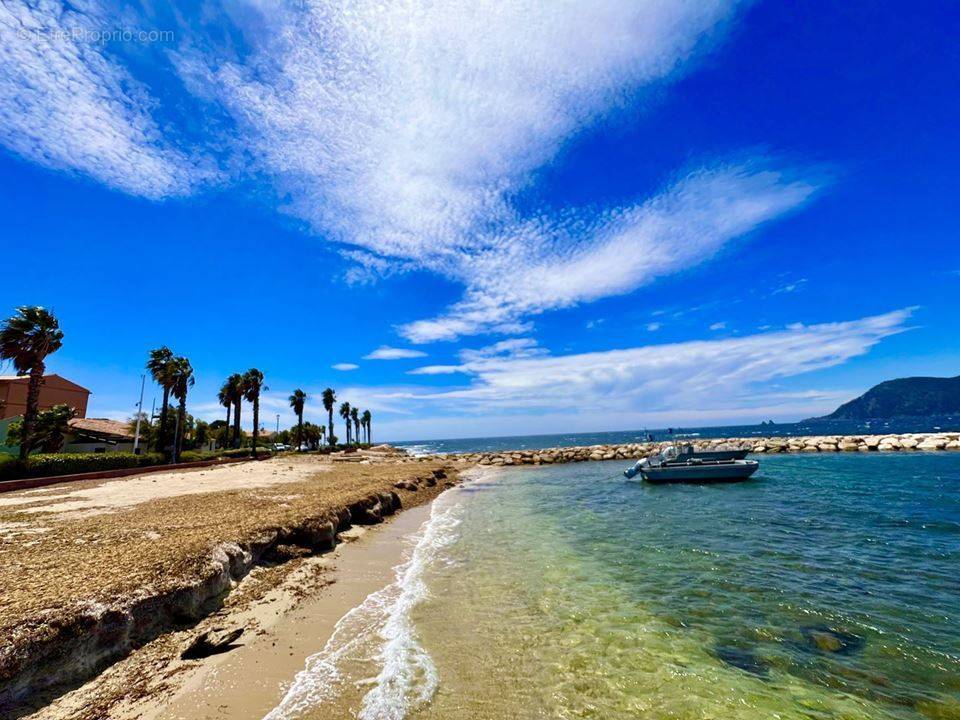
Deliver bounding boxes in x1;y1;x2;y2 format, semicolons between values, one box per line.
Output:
624;444;758;484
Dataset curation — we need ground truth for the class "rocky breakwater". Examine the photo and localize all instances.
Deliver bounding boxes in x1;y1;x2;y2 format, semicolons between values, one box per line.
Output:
391;432;960;467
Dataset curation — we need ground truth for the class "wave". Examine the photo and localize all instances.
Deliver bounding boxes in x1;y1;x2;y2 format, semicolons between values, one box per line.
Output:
262;476;486;720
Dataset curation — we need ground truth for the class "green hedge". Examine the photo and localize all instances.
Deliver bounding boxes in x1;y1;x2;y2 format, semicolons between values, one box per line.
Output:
23;452;165;478
0;448;272;483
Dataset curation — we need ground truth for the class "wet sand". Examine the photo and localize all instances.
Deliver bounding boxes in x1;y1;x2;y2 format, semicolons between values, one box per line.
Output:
150;502;432;720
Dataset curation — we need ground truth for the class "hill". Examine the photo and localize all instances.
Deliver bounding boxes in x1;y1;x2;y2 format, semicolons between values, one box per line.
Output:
818;375;960;420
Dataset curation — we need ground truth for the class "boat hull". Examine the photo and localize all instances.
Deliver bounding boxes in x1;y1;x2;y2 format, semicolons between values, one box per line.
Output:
641;460;759;484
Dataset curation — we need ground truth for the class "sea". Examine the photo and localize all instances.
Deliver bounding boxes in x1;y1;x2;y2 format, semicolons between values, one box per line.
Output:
264;450;960;720
392;417;960;455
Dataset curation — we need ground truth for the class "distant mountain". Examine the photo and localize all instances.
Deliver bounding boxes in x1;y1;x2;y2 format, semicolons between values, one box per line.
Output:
816;375;960;420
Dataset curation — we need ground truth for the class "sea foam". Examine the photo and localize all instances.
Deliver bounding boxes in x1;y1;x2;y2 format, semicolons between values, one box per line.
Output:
262;475;487;720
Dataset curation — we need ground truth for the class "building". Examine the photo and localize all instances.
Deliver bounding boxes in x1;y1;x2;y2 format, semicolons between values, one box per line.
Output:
63;418;140;454
0;374;90;420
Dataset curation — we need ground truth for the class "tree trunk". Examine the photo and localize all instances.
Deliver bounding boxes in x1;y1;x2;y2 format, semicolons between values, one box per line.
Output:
252;398;259;456
328;410;334;447
19;363;45;461
297;413;303;451
233;400;242;448
224;405;231;449
157;386;170;454
176;399;186;461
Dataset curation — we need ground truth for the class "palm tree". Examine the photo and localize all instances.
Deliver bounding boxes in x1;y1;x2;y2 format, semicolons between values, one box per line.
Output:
0;307;64;461
170;356;194;462
227;372;245;448
243;369;266;455
361;409;372;444
351;406;360;446
217;380;233;449
339;401;351;445
322;388;336;447
146;346;177;454
289;389;307;451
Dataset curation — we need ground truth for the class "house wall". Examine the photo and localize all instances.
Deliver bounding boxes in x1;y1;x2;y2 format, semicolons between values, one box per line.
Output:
0;376;90;420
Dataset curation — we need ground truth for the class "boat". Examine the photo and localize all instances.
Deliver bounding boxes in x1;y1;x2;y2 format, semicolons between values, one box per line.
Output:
676;445;749;462
624;444;759;484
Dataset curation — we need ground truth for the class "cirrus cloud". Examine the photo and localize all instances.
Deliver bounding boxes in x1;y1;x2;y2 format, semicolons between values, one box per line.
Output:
363;346;428;361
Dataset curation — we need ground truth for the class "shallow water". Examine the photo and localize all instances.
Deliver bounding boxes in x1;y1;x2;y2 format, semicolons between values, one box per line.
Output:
270;454;960;720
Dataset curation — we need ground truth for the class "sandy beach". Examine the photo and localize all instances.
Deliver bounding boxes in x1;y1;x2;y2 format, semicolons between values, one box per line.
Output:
0;453;458;719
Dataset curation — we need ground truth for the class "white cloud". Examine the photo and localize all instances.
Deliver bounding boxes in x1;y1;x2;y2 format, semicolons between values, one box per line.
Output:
398;309;913;414
364;346;428;361
175;1;797;341
332;363;359;371
180;309;913;440
709;321;727;330
646;322;662;332
407;365;463;376
458;338;546;363
2;1;825;343
0;1;212;197
398;164;819;342
193;0;741;255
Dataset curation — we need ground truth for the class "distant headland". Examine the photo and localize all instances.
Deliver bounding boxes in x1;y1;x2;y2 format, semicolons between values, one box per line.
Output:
812;374;960;421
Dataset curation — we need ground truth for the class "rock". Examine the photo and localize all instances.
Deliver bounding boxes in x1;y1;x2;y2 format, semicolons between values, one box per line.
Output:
713;645;769;678
800;625;864;656
182;626;244;659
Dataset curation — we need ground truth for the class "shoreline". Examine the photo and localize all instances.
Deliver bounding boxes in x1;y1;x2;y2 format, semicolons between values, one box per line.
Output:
150;499;438;720
1;455;460;719
392;431;960;466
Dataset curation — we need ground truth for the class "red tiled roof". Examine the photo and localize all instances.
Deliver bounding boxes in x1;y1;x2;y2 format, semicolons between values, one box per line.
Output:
68;417;135;440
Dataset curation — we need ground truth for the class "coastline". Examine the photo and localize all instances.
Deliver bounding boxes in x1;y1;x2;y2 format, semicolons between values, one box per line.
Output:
1;455;460;719
148;499;439;720
5;441;957;718
392;431;960;466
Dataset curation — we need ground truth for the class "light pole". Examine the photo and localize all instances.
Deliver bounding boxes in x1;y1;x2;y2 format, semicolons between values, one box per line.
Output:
132;374;145;455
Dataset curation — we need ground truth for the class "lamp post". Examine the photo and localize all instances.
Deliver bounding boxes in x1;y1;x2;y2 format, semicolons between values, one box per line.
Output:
132;374;145;455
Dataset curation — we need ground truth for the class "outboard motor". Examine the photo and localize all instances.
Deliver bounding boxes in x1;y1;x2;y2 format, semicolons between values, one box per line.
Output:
624;458;648;479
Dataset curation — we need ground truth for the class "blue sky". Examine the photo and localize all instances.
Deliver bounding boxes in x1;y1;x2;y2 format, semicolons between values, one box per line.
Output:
1;0;957;440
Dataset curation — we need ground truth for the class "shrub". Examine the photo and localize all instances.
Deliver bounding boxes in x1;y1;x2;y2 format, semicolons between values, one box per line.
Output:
24;452;164;478
0;454;25;481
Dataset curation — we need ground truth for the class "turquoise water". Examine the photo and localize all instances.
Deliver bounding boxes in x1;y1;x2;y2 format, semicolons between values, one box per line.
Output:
270;453;960;720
